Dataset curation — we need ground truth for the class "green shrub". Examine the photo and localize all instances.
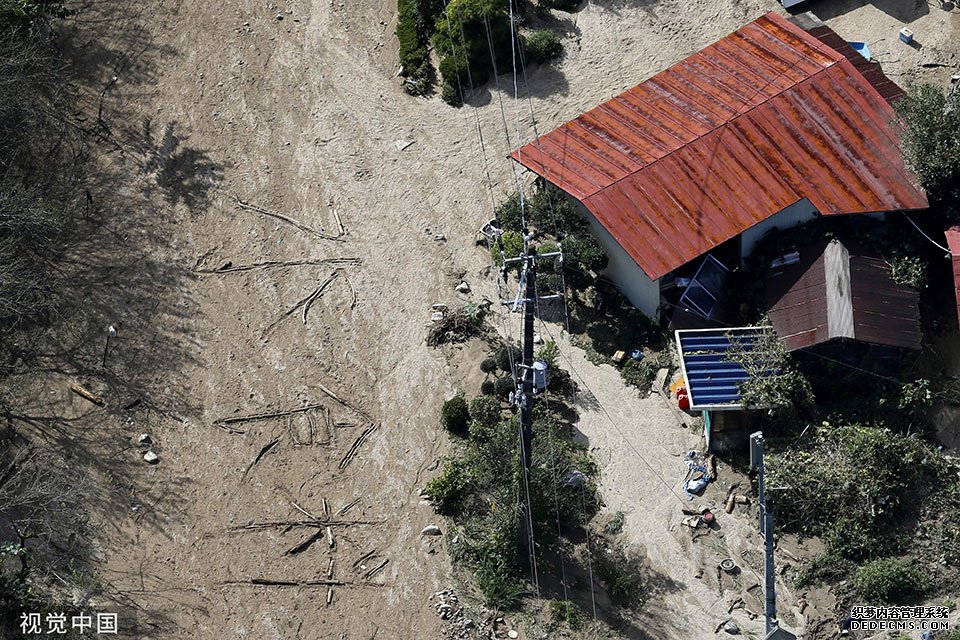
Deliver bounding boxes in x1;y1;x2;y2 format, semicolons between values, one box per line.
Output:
495;345;520;372
890;252;927;289
604;511;625;535
621;356;662;391
495;191;523;234
425;459;470;515
433;0;510;92
855;557;928;604
523;30;562;65
491;230;524;267
440;79;462;106
536;340;559;369
469;395;502;428
440;396;470;434
397;0;433;94
480;379;496;396
563;232;608;274
550;599;583;629
768;423;954;561
895;82;960;219
494;375;515;398
480;357;498;374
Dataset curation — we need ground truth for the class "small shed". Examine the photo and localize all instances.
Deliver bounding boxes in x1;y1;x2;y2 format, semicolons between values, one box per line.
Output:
675;327;771;452
766;238;921;353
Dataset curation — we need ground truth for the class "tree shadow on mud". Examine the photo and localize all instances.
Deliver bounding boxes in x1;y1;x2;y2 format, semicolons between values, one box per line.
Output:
0;3;223;635
536;536;687;639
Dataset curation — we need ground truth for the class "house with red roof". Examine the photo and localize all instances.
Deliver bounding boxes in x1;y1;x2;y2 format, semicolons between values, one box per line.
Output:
512;11;928;323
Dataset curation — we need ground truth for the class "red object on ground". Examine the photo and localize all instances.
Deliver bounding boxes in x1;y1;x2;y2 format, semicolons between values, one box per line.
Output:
702;511;715;524
678;393;690;411
511;12;928;281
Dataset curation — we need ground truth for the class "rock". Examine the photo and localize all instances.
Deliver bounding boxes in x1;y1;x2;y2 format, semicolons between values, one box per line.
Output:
508;631;519;639
723;621;740;635
433;233;446;242
143;451;160;464
532;333;543;344
563;470;587;488
137;434;152;446
456;281;470;293
421;525;442;536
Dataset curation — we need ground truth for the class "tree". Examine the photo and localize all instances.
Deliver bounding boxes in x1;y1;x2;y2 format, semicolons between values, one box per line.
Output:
895;83;960;219
724;324;813;415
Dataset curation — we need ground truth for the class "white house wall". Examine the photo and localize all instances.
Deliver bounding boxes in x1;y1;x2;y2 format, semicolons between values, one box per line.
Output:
739;197;819;260
569;199;660;317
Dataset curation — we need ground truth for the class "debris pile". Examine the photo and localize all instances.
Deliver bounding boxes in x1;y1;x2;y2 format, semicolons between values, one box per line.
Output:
429;590;518;640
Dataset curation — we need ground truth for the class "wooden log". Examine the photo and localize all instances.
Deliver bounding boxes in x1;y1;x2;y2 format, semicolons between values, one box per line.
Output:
70;382;104;406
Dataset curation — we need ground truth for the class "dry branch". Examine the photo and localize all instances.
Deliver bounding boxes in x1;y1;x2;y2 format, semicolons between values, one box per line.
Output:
353;549;378;568
222;578;348;588
290;501;316;519
234;196;344;242
234;519;381;531
69;382;103;406
286;530;325;556
195;258;361;274
337;498;360;516
316;383;372;421
242;437;280;479
339;425;377;471
363;559;388;579
215;403;326;430
262;272;339;338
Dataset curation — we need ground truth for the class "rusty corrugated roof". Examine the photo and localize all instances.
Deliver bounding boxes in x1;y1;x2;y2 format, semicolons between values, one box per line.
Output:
511;12;928;280
944;226;960;329
766;238;921;351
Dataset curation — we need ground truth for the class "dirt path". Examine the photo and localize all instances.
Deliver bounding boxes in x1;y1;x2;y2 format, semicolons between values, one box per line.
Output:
44;0;957;637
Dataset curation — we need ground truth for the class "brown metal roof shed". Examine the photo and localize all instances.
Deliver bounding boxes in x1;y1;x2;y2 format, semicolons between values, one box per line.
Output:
766;238;921;351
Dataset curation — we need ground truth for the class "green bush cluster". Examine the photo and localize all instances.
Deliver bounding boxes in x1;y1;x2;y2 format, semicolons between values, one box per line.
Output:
768;423;958;562
896;82;960;220
495;344;520;372
492;186;608;288
549;599;584;629
620;353;668;392
425;459;471;515
396;0;445;95
431;396;598;607
440;395;470;435
469;394;502;429
890;251;927;290
523;29;562;64
855;557;928;604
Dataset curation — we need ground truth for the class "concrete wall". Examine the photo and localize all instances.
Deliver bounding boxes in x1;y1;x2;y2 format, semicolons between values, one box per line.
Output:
740;198;819;260
569;199;660;317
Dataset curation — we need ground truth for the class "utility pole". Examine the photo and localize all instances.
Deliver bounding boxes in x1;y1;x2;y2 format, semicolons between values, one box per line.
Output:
500;242;562;570
750;431;789;638
519;249;536;470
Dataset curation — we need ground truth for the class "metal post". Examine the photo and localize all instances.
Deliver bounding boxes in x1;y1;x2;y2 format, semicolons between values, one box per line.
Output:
764;497;777;635
103;325;118;368
520;250;536;470
750;431;766;534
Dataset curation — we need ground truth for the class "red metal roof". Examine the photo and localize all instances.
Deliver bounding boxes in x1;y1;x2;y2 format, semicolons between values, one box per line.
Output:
945;226;960;329
511;12;928;280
